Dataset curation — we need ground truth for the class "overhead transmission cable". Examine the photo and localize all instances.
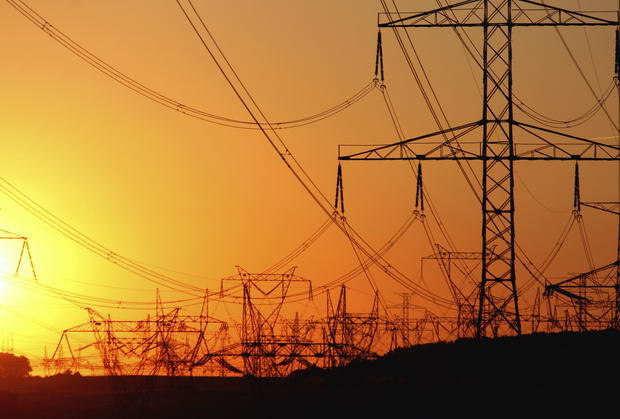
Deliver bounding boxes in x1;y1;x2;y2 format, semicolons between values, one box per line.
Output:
341;220;391;316
261;217;333;274
381;0;505;288
438;1;605;299
434;0;616;292
515;81;615;129
378;73;477;312
577;0;605;94
0;169;443;308
2;0;462;310
380;0;490;292
380;0;483;204
6;0;376;131
541;0;618;133
4;273;203;311
380;79;476;291
175;0;458;310
390;0;554;309
0;177;206;296
375;1;501;314
436;0;615;130
0;0;467;312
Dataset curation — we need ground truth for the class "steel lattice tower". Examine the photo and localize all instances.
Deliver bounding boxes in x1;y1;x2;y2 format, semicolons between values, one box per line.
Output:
338;0;619;337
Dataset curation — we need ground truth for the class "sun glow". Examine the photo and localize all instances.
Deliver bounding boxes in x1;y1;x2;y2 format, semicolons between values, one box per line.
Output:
0;274;9;297
0;237;36;279
0;251;16;277
0;251;17;303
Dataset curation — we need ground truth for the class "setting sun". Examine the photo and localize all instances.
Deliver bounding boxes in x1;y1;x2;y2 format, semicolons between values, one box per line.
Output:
0;0;618;417
0;245;18;277
0;274;9;299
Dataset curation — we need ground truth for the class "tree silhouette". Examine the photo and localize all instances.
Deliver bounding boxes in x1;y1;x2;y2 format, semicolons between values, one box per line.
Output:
0;353;32;378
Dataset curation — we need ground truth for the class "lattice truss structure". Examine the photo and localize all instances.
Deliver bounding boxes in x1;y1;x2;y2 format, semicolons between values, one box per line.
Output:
544;261;619;331
44;293;229;377
44;267;458;377
42;257;618;377
421;245;482;337
542;197;620;331
210;266;320;376
339;0;619;337
206;268;387;376
35;0;620;377
0;232;37;279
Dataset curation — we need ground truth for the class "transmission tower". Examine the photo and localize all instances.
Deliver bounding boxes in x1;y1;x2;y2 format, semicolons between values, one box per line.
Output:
544;261;619;329
578;201;620;328
422;244;482;336
338;0;619;337
219;266;315;376
325;285;380;367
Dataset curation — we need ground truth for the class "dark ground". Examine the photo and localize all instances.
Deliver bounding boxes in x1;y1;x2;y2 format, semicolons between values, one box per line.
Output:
0;329;617;419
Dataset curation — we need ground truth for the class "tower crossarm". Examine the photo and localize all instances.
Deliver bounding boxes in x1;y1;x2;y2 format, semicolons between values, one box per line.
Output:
544;261;620;304
339;142;619;161
546;261;619;289
346;0;619;338
423;251;483;261
379;0;618;28
338;121;620;161
513;0;618;26
580;201;620;215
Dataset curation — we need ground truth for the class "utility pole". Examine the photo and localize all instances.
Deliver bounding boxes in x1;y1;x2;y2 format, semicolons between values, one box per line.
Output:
338;0;619;337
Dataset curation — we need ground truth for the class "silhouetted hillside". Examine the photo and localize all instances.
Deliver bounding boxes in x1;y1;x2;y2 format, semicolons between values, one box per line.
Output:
0;329;617;418
288;329;620;418
304;328;620;381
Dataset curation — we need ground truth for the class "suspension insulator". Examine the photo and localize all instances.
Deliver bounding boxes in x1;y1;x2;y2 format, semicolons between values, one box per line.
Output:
375;31;384;82
415;162;424;212
334;163;345;214
573;162;581;212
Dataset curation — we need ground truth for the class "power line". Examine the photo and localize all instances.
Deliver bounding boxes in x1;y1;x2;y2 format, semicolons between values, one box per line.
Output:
175;0;459;309
6;0;377;131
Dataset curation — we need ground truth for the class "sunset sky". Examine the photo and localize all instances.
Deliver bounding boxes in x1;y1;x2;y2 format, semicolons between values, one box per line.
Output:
0;0;617;373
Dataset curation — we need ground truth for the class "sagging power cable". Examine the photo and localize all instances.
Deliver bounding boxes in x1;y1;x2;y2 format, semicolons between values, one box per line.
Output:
175;0;459;310
6;0;376;131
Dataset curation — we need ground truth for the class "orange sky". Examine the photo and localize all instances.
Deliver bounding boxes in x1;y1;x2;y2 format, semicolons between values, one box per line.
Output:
0;0;617;374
